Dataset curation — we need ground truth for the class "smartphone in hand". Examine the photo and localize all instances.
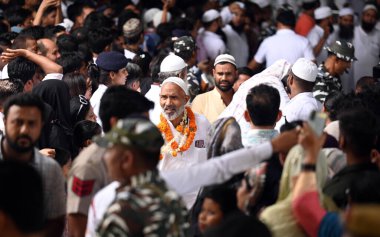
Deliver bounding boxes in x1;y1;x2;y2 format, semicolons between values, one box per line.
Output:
308;111;327;136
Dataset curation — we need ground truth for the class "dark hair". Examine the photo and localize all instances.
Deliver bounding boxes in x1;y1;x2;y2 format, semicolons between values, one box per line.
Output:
0;79;23;104
54;147;71;167
291;71;315;91
56;34;78;54
0;36;11;48
87;28;113;54
325;92;363;122
0;160;44;233
4;7;32;27
3;92;45;120
83;11;113;31
42;5;57;18
302;0;319;10
67;3;85;22
125;33;142;45
73;120;101;150
63;72;87;98
19;26;45;40
1;32;19;42
87;63;100;92
57;52;85;74
356;76;377;93
276;7;296;27
238;67;254;77
70;95;90;125
246;85;280;126
126;62;142;87
8;57;37;84
202;185;238;216
0;21;10;35
99;86;154;132
11;35;35;50
117;9;140;31
43;25;66;41
338;108;377;159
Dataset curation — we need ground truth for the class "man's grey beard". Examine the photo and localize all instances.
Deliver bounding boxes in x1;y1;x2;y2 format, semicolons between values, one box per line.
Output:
162;104;186;121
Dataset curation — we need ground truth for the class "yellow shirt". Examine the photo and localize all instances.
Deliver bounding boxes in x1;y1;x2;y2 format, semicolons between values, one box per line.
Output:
191;88;226;124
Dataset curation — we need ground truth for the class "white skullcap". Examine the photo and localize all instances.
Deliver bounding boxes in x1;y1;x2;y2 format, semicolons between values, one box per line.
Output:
249;0;270;8
214;54;236;67
143;8;160;24
202;9;220;23
363;4;378;13
153;10;172;28
235;1;245;9
162;77;189;95
291;58;318;82
160;53;187;72
220;6;233;25
339;7;354;17
314;6;332;20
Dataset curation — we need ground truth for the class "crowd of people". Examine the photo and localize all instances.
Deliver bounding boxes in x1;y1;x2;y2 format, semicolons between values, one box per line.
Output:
0;0;379;237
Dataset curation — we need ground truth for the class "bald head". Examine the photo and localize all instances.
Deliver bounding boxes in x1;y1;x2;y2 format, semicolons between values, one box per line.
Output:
37;38;60;62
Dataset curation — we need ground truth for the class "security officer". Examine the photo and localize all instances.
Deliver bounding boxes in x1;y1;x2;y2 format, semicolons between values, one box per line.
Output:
96;118;189;236
313;40;357;103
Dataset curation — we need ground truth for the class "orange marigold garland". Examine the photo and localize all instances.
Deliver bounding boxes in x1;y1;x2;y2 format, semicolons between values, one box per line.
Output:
157;106;197;158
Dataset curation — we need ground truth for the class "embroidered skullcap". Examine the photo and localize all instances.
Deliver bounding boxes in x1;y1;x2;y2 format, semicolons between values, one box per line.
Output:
162;77;189;95
214;54;236;67
339;7;354;17
291;58;318;82
123;18;143;38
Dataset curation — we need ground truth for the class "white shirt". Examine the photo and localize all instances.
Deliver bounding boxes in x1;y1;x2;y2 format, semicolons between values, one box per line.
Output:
197;29;227;61
124;49;136;60
85;141;274;236
307;25;333;64
145;84;161;125
222;24;249;67
158;113;210;209
90;84;108;127
352;26;380;84
42;73;64;81
283;92;322;122
254;29;315;68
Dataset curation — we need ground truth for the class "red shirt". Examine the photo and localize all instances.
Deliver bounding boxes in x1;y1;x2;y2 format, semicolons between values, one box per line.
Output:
295;13;315;36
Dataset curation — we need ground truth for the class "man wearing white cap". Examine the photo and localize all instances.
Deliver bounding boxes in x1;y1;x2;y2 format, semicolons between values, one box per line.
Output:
157;77;210;209
330;8;355;43
307;6;334;64
196;9;226;62
145;53;187;125
283;58;322;122
192;54;238;123
352;4;380;84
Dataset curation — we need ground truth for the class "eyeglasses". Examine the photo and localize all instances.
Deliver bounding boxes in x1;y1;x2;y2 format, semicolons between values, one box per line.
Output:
76;95;89;119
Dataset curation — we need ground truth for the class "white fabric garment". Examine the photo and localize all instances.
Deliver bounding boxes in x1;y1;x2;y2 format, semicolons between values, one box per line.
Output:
124;48;136;60
0;112;4;134
307;25;333;64
282;92;322;122
254;29;315;68
219;59;291;136
158;113;210;209
197;29;227;61
222;24;249;67
85;141;274;236
42;73;64;81
352;26;380;85
145;84;161;125
90;84;108;127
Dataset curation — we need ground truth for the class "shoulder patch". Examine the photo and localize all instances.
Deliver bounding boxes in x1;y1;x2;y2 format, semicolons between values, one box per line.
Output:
72;176;95;197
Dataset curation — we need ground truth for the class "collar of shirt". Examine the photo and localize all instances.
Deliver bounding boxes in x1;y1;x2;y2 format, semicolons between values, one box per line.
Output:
42;73;64;81
290;91;315;101
317;64;336;81
276;29;295;35
242;129;279;147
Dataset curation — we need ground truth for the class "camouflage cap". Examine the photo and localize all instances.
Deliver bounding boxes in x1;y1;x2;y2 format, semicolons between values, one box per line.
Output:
325;40;357;62
95;118;164;152
173;36;195;54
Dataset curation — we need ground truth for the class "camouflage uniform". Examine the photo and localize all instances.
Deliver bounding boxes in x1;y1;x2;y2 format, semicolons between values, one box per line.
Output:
97;170;189;237
313;64;342;103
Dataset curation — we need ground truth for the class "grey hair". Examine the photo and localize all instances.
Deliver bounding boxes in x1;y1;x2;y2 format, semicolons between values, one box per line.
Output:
158;68;186;83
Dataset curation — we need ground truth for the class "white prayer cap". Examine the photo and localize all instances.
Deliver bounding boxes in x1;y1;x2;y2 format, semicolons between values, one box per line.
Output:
162;77;189;95
202;9;220;23
249;0;270;8
214;54;237;67
362;4;378;13
339;7;354;17
160;53;187;73
220;6;233;25
291;58;318;82
314;6;332;20
143;8;160;24
153;10;172;28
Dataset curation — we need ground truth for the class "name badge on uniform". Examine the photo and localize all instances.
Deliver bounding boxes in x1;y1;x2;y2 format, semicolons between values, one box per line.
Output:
195;140;205;148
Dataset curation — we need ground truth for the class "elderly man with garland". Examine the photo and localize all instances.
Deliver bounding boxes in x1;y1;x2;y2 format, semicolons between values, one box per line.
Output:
157;77;210;209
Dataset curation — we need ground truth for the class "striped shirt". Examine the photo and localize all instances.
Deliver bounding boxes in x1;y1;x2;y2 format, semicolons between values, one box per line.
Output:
313;64;342;103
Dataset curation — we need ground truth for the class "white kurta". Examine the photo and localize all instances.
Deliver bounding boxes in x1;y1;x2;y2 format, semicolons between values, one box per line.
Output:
197;29;227;61
222;24;249;67
145;84;161;125
90;84;108;127
352;26;380;84
158;112;210;209
254;29;315;68
282;92;322;122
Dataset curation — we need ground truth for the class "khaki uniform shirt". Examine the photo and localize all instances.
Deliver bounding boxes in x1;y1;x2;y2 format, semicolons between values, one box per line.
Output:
67;143;108;215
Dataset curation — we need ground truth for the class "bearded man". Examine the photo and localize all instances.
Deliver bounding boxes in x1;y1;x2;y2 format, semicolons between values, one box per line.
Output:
192;54;238;123
158;77;210;209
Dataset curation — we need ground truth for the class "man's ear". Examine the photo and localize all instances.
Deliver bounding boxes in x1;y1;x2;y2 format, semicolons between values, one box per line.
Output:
244;110;251;122
276;110;283;122
120;149;134;173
